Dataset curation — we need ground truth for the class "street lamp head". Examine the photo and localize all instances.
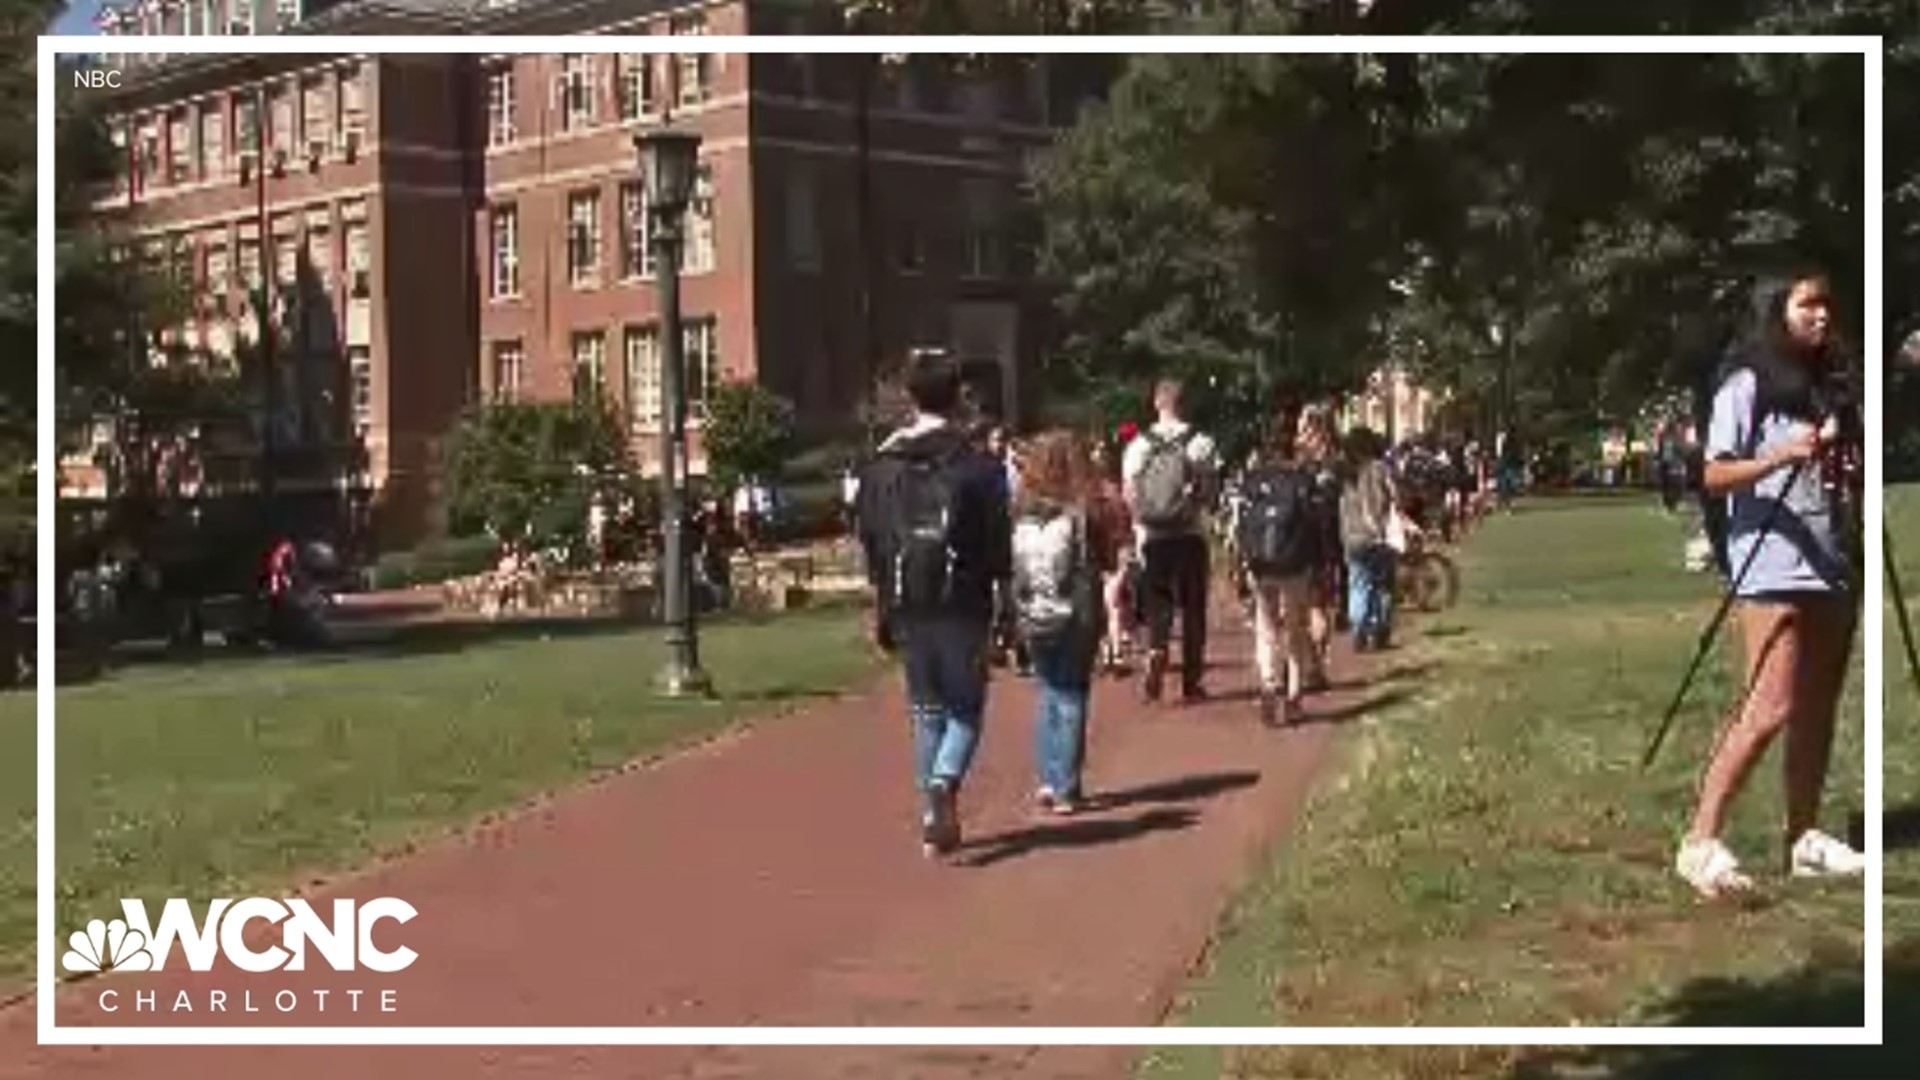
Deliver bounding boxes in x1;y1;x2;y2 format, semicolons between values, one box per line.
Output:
634;129;703;217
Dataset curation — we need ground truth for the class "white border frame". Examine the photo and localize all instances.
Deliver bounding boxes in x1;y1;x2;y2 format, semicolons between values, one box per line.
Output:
34;32;1884;1048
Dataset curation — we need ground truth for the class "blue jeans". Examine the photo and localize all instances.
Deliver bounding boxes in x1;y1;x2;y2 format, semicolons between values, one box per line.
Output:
1346;545;1396;647
901;616;991;793
1030;638;1093;799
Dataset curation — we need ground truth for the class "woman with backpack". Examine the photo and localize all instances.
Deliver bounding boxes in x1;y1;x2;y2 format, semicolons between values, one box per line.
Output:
1294;405;1343;691
1675;271;1863;899
1011;430;1120;814
1235;415;1326;726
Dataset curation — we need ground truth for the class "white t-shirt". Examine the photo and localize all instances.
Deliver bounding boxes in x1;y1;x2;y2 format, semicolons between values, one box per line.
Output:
1121;419;1220;541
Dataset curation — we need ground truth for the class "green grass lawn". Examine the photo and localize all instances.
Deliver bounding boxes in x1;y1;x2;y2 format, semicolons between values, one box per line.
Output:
0;608;876;990
1145;490;1910;1078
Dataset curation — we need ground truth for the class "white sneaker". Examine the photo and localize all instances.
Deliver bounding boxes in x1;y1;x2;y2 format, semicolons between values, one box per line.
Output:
1790;829;1866;878
1676;837;1754;899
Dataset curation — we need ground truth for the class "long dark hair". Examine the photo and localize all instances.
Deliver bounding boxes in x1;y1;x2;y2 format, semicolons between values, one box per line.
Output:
1733;271;1842;423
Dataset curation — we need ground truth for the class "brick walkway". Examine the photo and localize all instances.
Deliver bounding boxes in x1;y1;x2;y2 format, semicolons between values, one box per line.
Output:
3;624;1406;1078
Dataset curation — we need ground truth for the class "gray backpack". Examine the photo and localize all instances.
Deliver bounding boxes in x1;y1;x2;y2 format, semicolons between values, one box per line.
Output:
1134;431;1198;529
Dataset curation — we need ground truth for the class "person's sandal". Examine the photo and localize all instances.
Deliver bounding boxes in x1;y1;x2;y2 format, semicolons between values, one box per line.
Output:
1676;837;1754;899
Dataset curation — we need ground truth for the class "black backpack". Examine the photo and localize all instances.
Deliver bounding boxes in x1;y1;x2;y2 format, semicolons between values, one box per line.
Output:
1692;357;1764;580
865;444;967;618
1237;464;1316;576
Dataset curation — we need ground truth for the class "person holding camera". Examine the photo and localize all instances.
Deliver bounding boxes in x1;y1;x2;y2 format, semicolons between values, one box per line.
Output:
1675;272;1863;899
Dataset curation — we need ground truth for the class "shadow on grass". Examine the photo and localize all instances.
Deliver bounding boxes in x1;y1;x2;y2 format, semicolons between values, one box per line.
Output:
1298;686;1417;726
62;603;861;682
1081;770;1259;813
956;807;1201;868
1508;940;1919;1078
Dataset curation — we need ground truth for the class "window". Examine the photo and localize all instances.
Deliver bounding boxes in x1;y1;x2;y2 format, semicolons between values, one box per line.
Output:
624;325;660;434
491;340;524;402
345;219;370;298
301;75;331;157
618;180;654;280
110;123;128;195
306;222;333;291
786;167;819;272
167;109;191;184
489;204;519;298
671;16;711;106
275;0;298;31
683;318;718;420
134;117;160;189
237;234;262;300
683;163;715;274
205;239;230;315
567;189;601;287
622;320;717;430
199;101;224;180
561;54;595;131
962;179;1005;280
268;84;294;160
273;229;298;289
339;62;365;142
167;234;193;289
348;346;372;437
235;96;260;156
617;54;655;121
571;330;606;402
486;64;516;146
894;219;925;274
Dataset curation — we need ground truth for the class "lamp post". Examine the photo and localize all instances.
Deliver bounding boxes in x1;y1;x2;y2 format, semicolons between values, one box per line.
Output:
635;128;711;698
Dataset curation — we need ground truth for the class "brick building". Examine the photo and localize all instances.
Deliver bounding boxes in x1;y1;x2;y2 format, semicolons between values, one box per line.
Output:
80;0;1074;545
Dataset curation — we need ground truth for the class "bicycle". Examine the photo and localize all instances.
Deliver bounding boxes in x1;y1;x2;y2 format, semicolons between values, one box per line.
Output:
1393;529;1460;614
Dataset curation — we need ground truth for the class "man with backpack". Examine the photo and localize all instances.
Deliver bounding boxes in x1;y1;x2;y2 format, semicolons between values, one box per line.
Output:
1236;416;1330;726
1122;378;1221;704
856;351;1013;858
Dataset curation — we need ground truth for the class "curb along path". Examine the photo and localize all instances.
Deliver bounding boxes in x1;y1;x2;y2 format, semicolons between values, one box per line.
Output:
4;623;1401;1078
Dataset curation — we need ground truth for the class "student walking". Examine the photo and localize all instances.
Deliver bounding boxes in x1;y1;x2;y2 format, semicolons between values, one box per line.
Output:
1340;429;1398;652
1089;437;1137;675
1235;416;1327;727
1122;379;1221;704
856;351;1013;858
1294;405;1343;689
1010;431;1119;814
1675;271;1863;899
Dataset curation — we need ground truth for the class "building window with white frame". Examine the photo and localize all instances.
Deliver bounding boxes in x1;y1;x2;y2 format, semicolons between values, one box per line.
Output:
567;189;601;287
199;101;224;180
235;96;260;157
618;180;654;280
490;203;520;298
682;317;719;420
683;163;715;275
205;237;230;316
301;74;331;160
486;63;516;146
167;109;191;184
345;217;370;298
571;330;606;402
561;54;596;132
348;345;373;438
339;61;366;148
268;83;294;162
492;340;524;402
671;15;711;106
617;54;656;121
962;179;1005;280
624;324;661;434
307;220;333;292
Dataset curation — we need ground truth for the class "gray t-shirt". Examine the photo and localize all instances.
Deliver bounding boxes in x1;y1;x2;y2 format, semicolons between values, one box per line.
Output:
1705;369;1849;596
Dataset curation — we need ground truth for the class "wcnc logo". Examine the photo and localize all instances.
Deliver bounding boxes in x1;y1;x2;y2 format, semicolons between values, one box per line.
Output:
62;898;418;974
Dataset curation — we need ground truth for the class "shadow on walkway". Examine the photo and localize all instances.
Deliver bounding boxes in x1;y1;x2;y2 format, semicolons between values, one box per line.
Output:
956;807;1202;869
1082;770;1260;813
1507;939;1919;1078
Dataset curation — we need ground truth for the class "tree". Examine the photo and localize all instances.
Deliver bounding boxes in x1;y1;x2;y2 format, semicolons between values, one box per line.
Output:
702;380;797;494
442;400;634;562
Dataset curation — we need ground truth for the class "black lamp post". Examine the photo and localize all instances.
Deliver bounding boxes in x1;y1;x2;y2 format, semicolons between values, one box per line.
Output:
635;128;711;698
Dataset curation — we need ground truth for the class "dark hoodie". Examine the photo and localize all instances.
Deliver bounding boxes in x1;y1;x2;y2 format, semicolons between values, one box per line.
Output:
856;418;1013;623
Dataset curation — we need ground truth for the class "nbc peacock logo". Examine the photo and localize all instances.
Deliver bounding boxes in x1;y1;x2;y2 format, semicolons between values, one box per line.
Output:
62;918;153;973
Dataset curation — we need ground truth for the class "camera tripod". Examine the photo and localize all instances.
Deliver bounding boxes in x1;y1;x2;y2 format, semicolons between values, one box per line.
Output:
1643;457;1814;769
1889;527;1920;704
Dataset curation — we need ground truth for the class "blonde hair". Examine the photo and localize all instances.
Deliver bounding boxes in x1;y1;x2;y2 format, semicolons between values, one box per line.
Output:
1015;429;1092;511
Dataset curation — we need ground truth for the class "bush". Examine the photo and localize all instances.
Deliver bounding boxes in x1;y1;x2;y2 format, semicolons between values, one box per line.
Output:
442;399;633;561
368;535;502;591
704;381;797;492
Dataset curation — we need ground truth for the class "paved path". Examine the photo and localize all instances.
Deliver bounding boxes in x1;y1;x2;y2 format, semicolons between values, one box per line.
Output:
3;624;1408;1078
